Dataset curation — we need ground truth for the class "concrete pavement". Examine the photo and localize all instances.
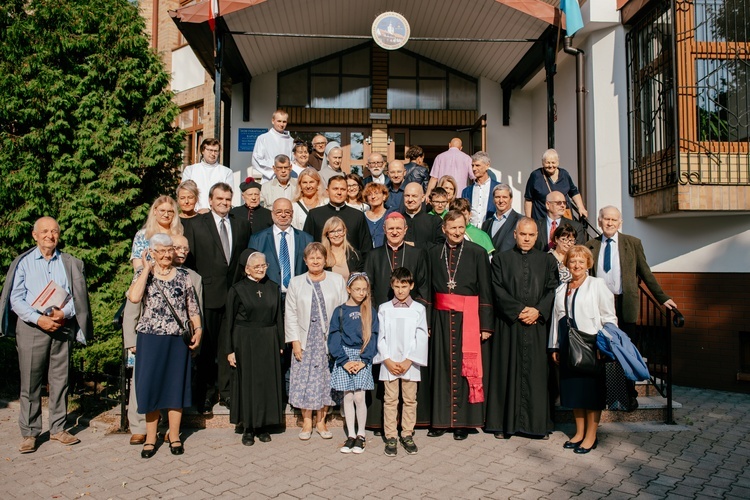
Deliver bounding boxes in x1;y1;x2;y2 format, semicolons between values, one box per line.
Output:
1;385;748;499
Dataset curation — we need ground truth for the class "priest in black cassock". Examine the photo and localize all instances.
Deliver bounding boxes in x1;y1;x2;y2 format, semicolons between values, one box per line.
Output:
221;250;284;446
363;212;432;430
485;217;558;439
427;210;493;440
229;178;274;234
303;176;373;254
401;182;445;250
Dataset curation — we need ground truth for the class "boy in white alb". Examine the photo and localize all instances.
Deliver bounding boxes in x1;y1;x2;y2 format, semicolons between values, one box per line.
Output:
374;267;429;457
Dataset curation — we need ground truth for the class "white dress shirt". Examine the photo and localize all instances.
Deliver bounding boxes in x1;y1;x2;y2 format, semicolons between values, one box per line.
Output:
596;233;622;295
211;211;233;251
469;177;492;227
273;225;296;292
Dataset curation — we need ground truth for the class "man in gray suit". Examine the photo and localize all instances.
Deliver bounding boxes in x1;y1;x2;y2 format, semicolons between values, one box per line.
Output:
481;184;522;254
123;234;203;445
0;217;93;453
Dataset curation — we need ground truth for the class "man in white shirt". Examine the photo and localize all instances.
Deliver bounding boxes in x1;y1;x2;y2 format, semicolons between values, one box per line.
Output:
252;110;294;183
261;154;298;207
181;138;233;211
461;151;498;227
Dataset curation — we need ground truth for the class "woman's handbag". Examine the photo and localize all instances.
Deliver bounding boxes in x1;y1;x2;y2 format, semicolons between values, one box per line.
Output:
565;285;599;375
154;279;194;346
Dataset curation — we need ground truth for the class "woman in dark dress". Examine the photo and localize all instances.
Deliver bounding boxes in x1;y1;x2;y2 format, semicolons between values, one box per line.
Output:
128;234;202;459
223;251;284;446
549;246;617;454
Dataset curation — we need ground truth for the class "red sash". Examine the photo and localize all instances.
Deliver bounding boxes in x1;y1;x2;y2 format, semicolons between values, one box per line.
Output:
434;293;484;403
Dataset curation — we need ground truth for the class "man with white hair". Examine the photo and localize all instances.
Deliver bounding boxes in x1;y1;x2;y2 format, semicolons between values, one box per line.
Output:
0;216;93;453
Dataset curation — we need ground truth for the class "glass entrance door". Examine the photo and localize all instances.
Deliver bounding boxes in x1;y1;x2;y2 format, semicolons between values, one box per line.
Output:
289;127;370;176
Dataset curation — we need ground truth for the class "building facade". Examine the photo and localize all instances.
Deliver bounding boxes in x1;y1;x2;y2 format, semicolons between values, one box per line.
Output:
163;0;750;392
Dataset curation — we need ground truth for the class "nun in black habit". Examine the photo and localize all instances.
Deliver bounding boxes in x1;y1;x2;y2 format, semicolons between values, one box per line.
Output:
222;250;285;446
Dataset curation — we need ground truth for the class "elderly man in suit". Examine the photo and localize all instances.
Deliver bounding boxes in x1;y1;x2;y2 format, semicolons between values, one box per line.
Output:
534;190;585;252
184;182;252;413
461;151;500;227
586;206;677;404
482;184;522;254
249;198;313;299
586;206;677;327
123;234;203;445
0;216;93;454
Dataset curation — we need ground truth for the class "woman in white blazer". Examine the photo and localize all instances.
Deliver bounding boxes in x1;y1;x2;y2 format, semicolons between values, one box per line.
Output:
550;245;617;455
285;242;348;440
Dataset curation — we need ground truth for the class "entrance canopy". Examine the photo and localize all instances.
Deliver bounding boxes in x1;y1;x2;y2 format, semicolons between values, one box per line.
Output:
170;0;558;86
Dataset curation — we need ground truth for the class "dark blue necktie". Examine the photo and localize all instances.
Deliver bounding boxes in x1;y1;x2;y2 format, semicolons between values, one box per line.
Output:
280;231;291;288
603;237;613;273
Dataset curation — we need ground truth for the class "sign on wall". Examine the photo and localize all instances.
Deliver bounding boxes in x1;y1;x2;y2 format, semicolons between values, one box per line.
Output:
372;12;410;50
238;128;267;152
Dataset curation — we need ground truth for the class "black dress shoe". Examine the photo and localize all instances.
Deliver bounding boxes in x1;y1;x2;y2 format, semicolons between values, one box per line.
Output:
242;432;255;446
257;432;271;443
201;399;213;414
563;439;583;449
427;428;447;437
373;430;383;437
453;429;468;440
169;440;185;455
141;443;157;459
219;398;230;409
574;439;598;454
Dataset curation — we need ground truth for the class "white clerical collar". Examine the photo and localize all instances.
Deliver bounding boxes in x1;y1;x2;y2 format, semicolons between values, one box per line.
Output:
328;202;346;211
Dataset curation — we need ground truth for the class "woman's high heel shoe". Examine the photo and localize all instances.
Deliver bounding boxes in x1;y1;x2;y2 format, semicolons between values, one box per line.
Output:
574;439;598;454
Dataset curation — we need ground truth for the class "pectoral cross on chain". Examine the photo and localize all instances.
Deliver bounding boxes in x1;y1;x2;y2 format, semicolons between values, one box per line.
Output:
256;290;263;298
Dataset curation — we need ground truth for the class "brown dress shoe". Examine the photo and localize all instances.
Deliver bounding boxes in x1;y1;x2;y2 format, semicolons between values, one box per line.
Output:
130;434;146;445
19;436;37;454
50;430;80;446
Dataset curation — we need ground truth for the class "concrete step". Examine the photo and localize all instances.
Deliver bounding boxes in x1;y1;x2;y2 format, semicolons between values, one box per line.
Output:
181;403;346;430
555;395;682;424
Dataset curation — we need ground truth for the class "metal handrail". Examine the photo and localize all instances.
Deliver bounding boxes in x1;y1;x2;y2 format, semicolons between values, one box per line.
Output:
569;203;685;424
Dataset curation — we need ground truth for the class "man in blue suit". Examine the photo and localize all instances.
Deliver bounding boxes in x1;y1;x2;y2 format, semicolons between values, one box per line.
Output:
248;198;313;299
461;151;499;227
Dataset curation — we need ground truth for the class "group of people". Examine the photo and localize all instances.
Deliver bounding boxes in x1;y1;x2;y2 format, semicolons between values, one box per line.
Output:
0;111;677;459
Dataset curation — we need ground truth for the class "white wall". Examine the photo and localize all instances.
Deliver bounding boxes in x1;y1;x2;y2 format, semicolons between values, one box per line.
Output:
228;71;277;205
479;77;533;213
525;20;750;273
171;46;205;92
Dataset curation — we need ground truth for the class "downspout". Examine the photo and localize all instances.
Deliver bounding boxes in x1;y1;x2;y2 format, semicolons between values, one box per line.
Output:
563;37;587;205
151;0;159;50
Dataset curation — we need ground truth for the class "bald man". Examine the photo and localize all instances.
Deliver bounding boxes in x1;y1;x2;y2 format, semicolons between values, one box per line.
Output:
426;138;474;197
401;182;445;249
1;217;93;453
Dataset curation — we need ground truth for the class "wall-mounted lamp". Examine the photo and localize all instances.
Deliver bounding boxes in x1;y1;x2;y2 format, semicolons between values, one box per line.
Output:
365;136;372;145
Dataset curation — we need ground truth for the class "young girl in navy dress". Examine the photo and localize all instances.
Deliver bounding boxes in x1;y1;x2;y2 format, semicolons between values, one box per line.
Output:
328;272;379;454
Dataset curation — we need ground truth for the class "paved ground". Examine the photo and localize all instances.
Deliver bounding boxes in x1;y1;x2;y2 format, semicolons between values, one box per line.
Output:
1;385;748;499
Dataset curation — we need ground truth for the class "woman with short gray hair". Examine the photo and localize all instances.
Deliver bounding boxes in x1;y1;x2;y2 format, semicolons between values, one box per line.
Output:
128;234;202;459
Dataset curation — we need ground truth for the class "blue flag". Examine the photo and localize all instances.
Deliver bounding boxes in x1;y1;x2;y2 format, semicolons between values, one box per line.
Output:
561;0;584;36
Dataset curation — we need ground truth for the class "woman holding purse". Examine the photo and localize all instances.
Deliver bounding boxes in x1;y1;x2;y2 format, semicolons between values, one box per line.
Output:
549;245;617;454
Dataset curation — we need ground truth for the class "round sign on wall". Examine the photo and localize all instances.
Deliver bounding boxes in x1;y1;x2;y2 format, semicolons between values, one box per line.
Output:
372;12;410;50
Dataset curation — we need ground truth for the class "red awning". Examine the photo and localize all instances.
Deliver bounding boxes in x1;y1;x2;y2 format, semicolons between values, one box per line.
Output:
170;0;267;25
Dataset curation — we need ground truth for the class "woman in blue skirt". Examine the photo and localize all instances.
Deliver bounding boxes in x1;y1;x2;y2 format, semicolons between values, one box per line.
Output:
129;234;202;459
